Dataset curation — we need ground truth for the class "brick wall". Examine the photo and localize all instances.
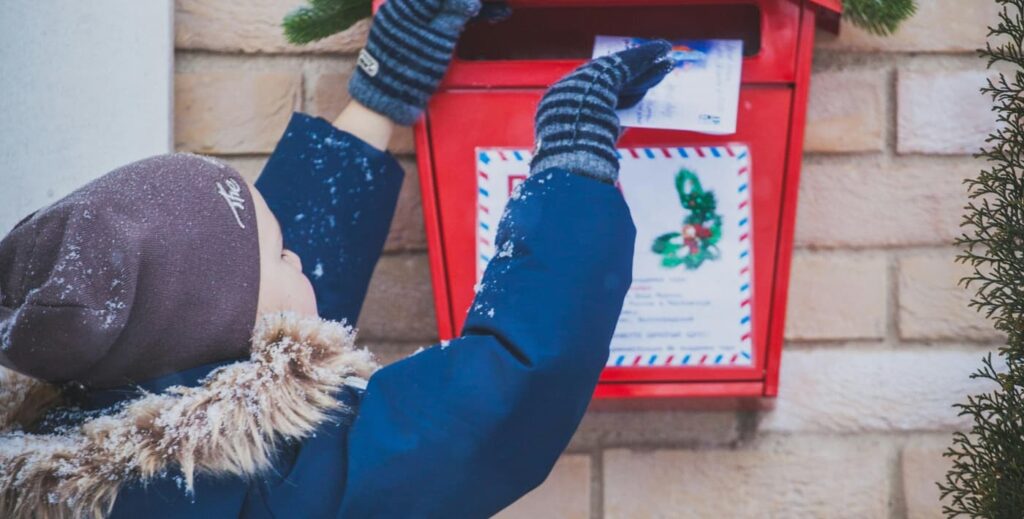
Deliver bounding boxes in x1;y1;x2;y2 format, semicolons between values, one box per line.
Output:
174;1;1002;516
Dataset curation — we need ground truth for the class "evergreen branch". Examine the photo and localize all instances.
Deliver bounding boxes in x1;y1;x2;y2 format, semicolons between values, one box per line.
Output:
283;0;372;45
844;0;918;36
943;0;1024;516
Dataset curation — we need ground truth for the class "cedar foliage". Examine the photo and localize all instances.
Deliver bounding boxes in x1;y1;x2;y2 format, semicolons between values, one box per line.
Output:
941;0;1024;516
844;0;917;35
281;0;917;45
283;0;371;45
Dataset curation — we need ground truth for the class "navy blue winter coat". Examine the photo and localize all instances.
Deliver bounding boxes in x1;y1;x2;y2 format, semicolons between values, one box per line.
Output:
64;112;633;517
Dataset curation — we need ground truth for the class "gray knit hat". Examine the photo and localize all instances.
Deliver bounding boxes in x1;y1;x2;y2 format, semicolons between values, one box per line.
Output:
0;153;261;388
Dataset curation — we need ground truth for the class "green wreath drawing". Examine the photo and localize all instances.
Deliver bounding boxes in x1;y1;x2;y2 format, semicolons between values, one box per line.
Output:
651;168;723;270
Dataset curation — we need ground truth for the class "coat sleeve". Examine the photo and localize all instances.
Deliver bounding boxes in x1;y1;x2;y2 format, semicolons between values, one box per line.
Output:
255;112;405;324
337;169;635;518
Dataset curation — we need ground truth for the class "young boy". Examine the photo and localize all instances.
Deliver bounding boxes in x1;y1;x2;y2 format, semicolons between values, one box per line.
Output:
0;0;672;516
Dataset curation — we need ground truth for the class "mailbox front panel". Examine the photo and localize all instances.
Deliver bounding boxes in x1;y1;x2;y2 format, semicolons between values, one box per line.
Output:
406;0;832;399
421;86;793;387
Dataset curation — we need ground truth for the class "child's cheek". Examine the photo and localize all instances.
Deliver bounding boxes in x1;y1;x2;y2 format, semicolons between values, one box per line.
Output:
296;274;318;317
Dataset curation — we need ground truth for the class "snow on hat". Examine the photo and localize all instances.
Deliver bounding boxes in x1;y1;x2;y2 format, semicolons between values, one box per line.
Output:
0;153;261;388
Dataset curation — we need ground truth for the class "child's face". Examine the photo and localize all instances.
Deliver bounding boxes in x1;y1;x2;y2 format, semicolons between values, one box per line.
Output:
247;182;318;319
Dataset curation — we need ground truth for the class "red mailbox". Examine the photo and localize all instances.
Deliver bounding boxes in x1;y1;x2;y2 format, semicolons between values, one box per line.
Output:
395;0;842;399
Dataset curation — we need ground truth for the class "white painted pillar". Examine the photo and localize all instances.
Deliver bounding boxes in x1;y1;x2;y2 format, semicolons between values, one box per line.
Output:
0;0;174;232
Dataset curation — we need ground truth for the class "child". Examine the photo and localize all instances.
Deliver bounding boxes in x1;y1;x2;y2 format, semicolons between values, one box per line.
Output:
0;0;672;516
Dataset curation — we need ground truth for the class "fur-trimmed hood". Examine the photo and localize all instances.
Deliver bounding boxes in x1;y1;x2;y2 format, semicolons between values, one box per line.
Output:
0;312;379;519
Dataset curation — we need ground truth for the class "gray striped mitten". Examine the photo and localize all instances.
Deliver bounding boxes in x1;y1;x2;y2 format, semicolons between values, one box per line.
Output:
348;0;481;125
529;41;674;183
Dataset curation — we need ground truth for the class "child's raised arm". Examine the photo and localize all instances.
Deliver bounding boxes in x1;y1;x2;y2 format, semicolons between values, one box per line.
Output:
255;0;483;323
337;42;673;517
332;99;394;152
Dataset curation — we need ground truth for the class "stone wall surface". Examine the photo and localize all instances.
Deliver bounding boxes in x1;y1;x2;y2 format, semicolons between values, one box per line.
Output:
175;2;1003;516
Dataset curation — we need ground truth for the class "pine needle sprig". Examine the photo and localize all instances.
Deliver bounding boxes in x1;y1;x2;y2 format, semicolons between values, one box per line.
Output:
844;0;918;35
283;0;372;45
942;0;1024;516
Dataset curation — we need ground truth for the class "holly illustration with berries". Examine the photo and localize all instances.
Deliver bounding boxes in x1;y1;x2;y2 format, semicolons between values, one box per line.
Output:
651;168;723;270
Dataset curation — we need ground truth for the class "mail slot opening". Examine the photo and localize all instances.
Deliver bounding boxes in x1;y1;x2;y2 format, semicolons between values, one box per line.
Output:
457;5;762;61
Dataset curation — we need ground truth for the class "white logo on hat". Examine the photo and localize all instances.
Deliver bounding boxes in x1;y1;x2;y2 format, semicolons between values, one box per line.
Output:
216;179;246;229
358;48;379;77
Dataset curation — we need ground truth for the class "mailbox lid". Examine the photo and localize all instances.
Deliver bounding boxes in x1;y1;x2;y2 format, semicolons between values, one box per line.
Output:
448;0;806;87
420;85;793;384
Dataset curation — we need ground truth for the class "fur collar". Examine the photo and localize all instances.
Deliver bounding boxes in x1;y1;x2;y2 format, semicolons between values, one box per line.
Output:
0;312;378;519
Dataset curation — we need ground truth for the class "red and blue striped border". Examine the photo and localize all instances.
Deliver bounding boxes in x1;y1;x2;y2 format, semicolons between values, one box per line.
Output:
476;150;533;278
478;145;754;367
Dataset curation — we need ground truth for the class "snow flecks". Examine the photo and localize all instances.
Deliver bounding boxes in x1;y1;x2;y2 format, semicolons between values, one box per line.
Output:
510;183;530;202
49;243;89;301
52;277;75;301
440;340;451;349
497;241;514;259
294;213;305;222
323;136;339;148
411;346;426;357
311;261;324;280
487;308;495;318
347;156;374;183
102;299;126;328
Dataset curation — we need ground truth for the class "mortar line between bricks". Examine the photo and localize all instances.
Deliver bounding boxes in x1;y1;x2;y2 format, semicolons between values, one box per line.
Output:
783;339;1003;350
886;252;901;344
590;450;604;519
298;63;308;113
803;150;982;159
891;444;909;519
752;430;963;440
180;151;274;158
210;153;271;160
174;48;360;59
802;150;887;158
885;64;898;158
572;438;742;452
736;409;759;445
812;51;988;69
793;244;962;253
785;342;1002;351
174;52;360;77
792;244;960;255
